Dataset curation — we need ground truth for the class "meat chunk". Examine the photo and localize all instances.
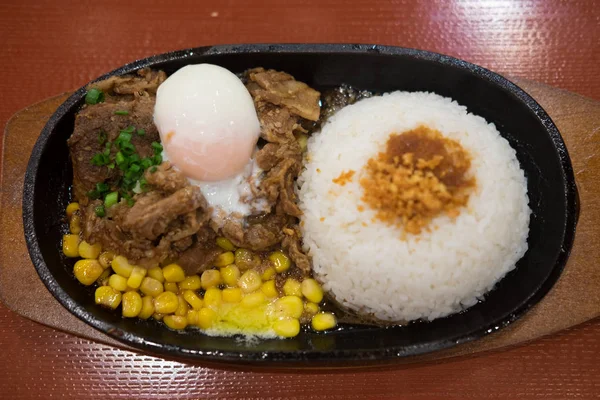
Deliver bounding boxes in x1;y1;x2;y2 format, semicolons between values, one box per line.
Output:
144;162;189;193
68;95;160;205
221;212;291;251
82;201;160;265
89;68;166;96
260;158;302;217
255;142;302;171
177;227;221;275
282;227;311;273
123;186;208;241
253;103;300;144
247;68;320;121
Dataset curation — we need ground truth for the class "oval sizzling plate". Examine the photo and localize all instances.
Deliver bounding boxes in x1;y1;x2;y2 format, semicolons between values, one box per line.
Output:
22;44;578;365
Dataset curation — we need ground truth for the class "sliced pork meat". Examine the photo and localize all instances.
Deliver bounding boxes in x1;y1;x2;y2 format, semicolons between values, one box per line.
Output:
282;226;311;274
144;162;190;193
221;211;292;251
255;142;302;171
177;227;222;275
89;68;166;96
247;68;320;121
123;186;208;241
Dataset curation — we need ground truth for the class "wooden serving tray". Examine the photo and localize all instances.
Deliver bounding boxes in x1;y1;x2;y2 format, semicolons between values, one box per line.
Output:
1;78;599;364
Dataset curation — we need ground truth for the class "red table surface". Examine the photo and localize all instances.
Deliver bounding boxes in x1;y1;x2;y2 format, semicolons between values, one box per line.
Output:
1;1;599;399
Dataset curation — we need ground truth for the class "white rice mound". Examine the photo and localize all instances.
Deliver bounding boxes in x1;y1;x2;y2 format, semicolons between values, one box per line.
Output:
297;91;531;322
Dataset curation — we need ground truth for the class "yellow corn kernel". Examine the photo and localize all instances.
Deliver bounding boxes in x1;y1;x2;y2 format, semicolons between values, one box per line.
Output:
162;263;185;283
69;213;82;234
261;267;276;281
73;259;104;286
139;277;164;297
311;312;337;331
98;251;115;269
304;302;320;315
283;279;302;297
147;266;165;283
272;296;303;319
186;310;199;326
273;318;300;338
97;268;111;286
95;286;122;309
111;256;133;278
261;280;278;298
234;248;260;270
222;287;242;303
153;291;179;314
269;250;291;273
108;274;128;292
182;290;203;310
138;296;155;319
78;240;102;259
66;202;80;218
174;295;188;316
152;313;164;321
164;282;179;293
296;133;308;152
241;291;266;308
238;270;261;293
164;315;188;330
179;275;202;291
203;287;222;309
127;266;147;289
62;234;81;258
122;291;143;318
201;269;222;289
301;279;324;303
220;265;240;287
214;251;234;267
197;307;217;329
216;237;236;251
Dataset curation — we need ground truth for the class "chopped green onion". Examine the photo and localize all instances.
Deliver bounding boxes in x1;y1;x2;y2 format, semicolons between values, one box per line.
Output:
122;193;135;207
96;182;109;193
87;190;100;200
141;158;153;169
121;146;135;157
105;141;112;149
150;166;157;173
115;152;126;165
129;154;140;163
136;129;145;136
85;88;104;105
114;110;129;116
122;126;135;134
152;154;162;165
91;153;109;166
107;162;115;169
118;131;132;142
98;131;107;145
94;204;106;217
104;191;119;208
129;164;141;173
151;142;163;153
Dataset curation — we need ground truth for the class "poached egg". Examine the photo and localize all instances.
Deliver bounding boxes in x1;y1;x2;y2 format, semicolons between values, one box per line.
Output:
154;64;266;219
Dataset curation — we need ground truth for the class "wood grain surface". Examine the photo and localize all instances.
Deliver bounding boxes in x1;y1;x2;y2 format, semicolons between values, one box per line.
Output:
1;0;599;399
